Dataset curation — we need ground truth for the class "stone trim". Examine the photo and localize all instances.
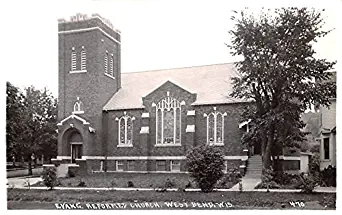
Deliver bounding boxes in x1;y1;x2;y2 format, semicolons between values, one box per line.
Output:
69;70;87;74
59;27;121;44
57;114;90;126
185;125;195;133
187;110;195;116
140;126;149;134
141;113;150;118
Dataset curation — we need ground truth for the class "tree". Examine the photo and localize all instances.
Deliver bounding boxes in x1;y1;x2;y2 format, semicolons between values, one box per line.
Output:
6;82;25;165
228;8;336;171
186;144;225;192
21;86;58;174
6;83;58;174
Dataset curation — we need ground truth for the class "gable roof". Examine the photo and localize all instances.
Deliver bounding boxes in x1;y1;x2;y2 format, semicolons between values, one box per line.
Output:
103;63;247;110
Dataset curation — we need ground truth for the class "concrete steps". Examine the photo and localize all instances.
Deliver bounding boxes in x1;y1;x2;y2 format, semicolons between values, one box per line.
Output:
245;155;262;179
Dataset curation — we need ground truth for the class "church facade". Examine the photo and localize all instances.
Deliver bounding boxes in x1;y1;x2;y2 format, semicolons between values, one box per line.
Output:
53;14;299;175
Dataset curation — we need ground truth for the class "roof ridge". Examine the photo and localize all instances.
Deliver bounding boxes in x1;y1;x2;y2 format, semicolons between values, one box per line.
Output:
121;62;238;75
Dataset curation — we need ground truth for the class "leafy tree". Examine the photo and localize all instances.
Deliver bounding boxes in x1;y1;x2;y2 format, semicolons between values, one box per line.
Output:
6;83;58;174
228;8;336;170
6;82;25;165
21;86;58;174
186;144;224;192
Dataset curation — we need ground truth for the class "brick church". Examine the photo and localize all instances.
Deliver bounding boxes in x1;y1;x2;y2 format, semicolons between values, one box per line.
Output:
53;13;300;175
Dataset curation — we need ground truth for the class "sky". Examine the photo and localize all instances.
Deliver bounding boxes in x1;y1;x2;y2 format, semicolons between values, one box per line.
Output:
1;0;340;97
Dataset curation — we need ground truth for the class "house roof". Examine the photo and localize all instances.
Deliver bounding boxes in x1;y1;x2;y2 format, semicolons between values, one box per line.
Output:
103;63;248;110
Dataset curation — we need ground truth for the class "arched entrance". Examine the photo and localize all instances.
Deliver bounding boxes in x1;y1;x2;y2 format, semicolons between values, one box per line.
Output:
68;131;83;163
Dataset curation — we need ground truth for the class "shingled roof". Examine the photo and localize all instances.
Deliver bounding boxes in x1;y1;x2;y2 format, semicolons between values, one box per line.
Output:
103;63;247;110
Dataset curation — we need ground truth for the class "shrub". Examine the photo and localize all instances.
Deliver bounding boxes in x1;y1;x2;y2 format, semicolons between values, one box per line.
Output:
215;168;242;189
67;169;76;178
42;167;57;190
186;144;225;192
77;179;86;187
164;178;176;188
127;181;134;187
293;173;317;193
320;165;336;187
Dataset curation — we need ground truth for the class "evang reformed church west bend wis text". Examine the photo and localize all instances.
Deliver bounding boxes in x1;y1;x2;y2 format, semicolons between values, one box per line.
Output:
52;13;302;176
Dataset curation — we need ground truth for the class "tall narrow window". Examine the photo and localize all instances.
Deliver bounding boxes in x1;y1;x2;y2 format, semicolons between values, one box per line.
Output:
81;47;86;70
205;109;226;145
324;138;330;160
117;113;135;146
104;51;108;74
110;54;114;76
155;95;182;145
71;48;77;71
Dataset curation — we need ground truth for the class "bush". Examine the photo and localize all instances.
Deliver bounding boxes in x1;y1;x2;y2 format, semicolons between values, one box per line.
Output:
215;168;242;189
127;181;134;187
77;179;86;187
164;178;176;188
295;173;317;193
320;165;336;187
186;144;225;192
42;167;57;190
67;169;76;178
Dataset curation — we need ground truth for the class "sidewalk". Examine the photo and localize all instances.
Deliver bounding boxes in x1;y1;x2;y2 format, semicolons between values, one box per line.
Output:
6;177;336;193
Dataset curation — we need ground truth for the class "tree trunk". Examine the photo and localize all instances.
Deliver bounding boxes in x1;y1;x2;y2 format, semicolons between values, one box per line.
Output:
28;157;33;175
263;126;275;170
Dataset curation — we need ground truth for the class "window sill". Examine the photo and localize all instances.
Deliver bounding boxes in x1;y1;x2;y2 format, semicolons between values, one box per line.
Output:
105;73;115;80
209;143;224;146
155;143;181;147
117;144;133;148
72;111;84;115
70;70;87;74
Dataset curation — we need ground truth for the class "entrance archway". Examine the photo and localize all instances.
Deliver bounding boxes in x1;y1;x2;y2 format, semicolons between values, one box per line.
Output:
68;131;83;163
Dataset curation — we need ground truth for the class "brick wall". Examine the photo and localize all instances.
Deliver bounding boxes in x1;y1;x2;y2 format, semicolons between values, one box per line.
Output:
58;19;121;158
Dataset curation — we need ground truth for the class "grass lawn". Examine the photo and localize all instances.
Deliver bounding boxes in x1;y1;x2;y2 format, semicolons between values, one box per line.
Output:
33;172;239;189
35;173;194;188
7;189;336;209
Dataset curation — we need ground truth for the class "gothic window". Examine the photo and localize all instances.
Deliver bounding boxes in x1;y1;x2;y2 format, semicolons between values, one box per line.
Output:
73;97;84;114
71;47;77;71
81;47;86;70
110;54;114;77
104;51;108;74
155;95;182;145
204;109;226;145
117;113;135;146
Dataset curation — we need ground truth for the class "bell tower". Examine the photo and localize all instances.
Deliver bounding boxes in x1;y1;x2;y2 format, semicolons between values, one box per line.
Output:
57;13;121;161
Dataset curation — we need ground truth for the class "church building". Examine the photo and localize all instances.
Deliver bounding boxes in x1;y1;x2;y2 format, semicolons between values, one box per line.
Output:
53;13;300;176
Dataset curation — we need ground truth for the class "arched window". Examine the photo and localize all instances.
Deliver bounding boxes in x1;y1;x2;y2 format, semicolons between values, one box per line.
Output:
117;113;135;146
81;47;87;70
155;95;182;145
204;109;226;145
71;47;77;71
110;54;114;77
104;51;108;74
73;97;84;114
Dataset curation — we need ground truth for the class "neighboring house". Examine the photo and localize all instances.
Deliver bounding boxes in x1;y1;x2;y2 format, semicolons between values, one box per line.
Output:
52;13;301;175
318;71;336;170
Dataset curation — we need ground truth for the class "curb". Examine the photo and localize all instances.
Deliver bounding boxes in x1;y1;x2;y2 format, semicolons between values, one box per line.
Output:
7;186;336;193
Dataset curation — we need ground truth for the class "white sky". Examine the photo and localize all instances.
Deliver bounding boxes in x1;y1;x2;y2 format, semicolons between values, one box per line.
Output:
1;0;340;97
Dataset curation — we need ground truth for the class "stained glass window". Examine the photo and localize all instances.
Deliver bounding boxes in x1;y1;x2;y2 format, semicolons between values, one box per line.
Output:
118;115;134;146
206;110;226;145
208;114;215;143
156;96;182;145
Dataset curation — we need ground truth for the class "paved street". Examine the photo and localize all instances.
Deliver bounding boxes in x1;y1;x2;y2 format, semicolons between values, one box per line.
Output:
7;167;43;178
7;177;43;188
